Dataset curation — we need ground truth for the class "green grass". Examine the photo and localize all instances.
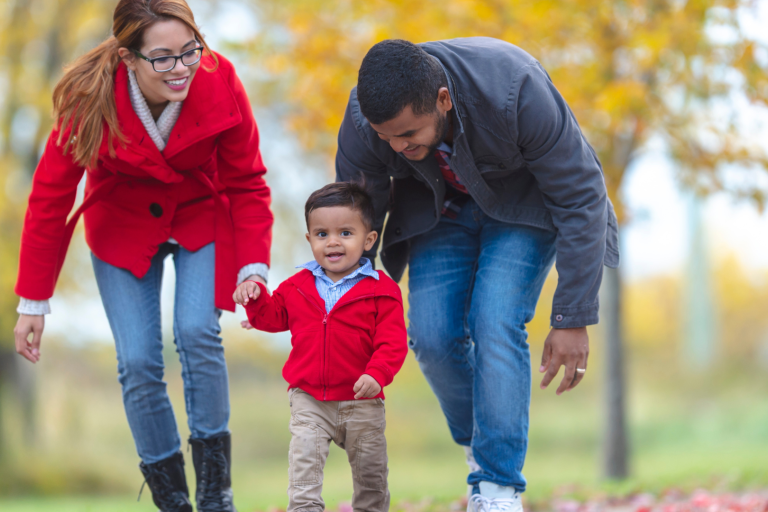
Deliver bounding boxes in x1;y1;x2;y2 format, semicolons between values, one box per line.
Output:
2;337;768;511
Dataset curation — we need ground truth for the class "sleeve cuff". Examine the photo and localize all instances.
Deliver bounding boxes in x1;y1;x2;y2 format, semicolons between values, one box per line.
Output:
237;263;269;285
364;365;392;389
551;303;599;329
17;297;51;315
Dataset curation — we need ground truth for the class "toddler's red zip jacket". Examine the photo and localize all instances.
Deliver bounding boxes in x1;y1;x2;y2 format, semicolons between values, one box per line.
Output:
245;269;407;401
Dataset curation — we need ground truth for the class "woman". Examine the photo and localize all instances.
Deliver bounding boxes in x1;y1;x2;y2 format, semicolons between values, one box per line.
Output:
11;1;272;510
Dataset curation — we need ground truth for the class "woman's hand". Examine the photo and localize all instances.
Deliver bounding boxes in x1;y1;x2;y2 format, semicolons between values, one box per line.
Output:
14;314;45;363
235;275;266;330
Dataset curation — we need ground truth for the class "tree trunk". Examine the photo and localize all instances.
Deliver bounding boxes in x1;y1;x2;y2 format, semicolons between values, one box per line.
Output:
601;265;629;479
685;195;715;368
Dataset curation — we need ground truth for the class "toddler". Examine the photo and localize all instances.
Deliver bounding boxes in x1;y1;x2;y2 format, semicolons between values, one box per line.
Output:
233;182;407;512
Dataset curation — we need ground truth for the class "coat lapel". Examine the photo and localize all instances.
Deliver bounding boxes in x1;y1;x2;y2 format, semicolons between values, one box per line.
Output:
110;63;182;183
107;57;241;182
113;64;167;167
162;55;242;160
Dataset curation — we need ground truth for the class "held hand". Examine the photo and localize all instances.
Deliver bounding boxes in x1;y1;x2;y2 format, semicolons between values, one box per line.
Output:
539;327;589;395
353;374;382;399
235;275;266;330
14;314;45;364
232;279;262;306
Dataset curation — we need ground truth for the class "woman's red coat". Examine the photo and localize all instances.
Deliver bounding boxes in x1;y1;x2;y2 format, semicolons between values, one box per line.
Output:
15;53;273;312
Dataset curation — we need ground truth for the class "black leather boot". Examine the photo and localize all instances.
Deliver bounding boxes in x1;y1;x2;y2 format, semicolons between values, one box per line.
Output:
138;451;193;512
190;433;237;512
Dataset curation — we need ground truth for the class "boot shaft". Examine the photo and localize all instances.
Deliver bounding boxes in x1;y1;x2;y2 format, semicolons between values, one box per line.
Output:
138;452;193;512
190;433;236;512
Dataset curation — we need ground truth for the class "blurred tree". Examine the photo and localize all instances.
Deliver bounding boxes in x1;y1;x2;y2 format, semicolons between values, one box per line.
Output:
622;252;768;364
0;0;114;456
685;196;716;368
247;0;768;479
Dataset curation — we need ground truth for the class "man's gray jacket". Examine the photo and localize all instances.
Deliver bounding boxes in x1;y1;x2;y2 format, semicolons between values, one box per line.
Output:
336;37;620;329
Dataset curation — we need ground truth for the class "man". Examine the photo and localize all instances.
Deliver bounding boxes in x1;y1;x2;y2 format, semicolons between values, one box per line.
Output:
335;37;619;511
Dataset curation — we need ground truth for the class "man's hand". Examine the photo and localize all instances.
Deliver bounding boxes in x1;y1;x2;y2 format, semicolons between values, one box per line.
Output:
14;314;45;364
539;327;589;395
353;374;382;399
235;275;266;330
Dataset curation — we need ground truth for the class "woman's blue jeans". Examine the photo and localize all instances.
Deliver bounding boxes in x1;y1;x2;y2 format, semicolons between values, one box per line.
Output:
407;198;557;493
92;242;230;464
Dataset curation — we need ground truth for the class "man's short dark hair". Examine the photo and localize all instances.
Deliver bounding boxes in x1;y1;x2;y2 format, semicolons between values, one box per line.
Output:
357;39;448;125
305;182;375;231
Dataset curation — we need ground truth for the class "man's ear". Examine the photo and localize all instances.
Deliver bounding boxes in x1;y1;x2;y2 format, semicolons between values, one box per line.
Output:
118;47;137;71
436;87;453;113
364;230;378;251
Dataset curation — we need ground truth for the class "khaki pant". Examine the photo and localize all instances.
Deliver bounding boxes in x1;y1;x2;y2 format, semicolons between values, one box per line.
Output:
287;388;390;512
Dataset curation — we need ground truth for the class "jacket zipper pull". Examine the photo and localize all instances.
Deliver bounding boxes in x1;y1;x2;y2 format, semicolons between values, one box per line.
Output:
323;314;328;324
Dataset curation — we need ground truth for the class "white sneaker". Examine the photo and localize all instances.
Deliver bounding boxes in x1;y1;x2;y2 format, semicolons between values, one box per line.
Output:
467;493;523;512
467;483;523;512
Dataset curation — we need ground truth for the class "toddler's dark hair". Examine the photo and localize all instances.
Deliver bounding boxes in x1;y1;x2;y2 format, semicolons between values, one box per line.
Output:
305;182;375;231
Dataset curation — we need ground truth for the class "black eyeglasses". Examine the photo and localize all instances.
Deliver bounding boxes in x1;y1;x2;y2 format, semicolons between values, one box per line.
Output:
133;46;203;72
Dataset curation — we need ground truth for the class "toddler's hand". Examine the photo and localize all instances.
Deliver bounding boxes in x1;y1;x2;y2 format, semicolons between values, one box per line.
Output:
233;280;261;306
353;374;382;399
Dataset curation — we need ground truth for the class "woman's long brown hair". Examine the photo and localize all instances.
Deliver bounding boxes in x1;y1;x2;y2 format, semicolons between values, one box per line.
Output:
52;0;217;168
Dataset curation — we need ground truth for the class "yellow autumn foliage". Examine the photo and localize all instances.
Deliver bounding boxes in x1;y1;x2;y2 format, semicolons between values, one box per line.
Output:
250;0;768;221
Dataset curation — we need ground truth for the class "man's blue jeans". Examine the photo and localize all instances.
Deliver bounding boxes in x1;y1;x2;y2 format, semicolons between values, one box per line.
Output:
407;198;556;492
92;242;230;464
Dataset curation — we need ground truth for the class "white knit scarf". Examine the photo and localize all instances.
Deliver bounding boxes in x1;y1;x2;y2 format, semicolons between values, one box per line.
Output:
127;69;183;151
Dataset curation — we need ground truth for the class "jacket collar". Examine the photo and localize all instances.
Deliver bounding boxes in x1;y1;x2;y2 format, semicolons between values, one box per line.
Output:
431;55;465;137
106;56;241;182
296;257;379;284
162;55;242;159
294;268;386;314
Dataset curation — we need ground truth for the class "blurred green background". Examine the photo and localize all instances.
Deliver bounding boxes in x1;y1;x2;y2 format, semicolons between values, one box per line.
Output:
2;0;768;511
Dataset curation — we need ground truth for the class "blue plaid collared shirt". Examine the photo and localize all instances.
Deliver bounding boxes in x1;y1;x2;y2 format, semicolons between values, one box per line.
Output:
297;257;379;313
